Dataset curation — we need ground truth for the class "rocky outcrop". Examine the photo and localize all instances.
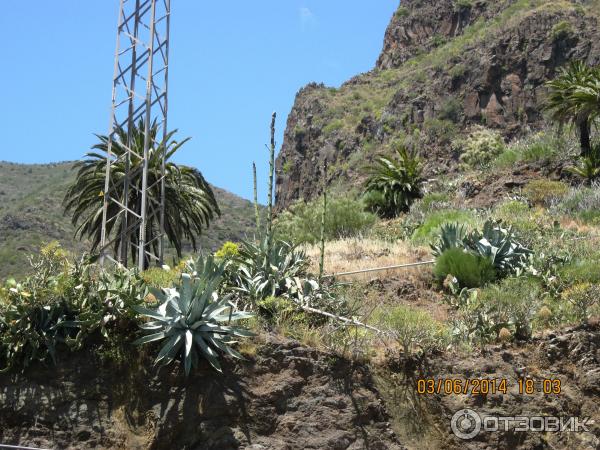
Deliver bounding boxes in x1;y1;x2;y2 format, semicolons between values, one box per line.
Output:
275;0;600;210
0;335;402;450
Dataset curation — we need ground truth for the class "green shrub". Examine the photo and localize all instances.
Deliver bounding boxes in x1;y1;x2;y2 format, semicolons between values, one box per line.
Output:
494;132;569;168
0;247;148;372
561;283;600;323
215;241;239;260
449;63;467;79
458;126;505;169
559;259;600;285
552;185;600;223
438;97;463;123
523;179;569;206
453;277;542;344
454;0;473;10
378;305;450;355
477;277;541;340
142;266;180;289
274;196;377;244
551;21;573;40
423;118;458;144
395;6;409;18
434;248;496;288
411;209;479;244
323;119;344;135
431;220;532;276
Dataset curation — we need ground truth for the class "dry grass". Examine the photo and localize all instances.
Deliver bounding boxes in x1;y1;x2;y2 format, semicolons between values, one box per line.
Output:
303;238;432;281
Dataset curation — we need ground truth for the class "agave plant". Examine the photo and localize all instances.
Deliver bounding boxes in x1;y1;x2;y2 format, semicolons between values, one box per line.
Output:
464;221;532;275
133;256;253;374
234;235;309;302
431;220;532;276
430;223;468;257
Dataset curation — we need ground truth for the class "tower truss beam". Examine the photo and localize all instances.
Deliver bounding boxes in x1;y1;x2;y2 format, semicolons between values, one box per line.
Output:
100;0;171;270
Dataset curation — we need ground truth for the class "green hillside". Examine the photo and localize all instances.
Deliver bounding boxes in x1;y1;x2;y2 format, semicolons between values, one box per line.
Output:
0;161;261;279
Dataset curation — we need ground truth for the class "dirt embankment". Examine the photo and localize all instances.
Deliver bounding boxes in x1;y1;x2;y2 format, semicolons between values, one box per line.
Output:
0;334;402;450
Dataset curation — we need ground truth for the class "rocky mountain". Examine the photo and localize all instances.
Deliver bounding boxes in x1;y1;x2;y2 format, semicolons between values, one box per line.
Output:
0;161;261;279
275;0;600;210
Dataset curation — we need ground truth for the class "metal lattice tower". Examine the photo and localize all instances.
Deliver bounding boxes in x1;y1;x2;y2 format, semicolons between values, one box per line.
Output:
100;0;171;270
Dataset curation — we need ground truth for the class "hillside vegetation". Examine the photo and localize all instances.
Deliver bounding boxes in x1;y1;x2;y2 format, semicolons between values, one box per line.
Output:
0;161;261;279
2;1;600;449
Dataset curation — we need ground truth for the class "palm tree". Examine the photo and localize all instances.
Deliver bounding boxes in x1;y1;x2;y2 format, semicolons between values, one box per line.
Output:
545;61;600;157
64;120;220;266
363;145;423;218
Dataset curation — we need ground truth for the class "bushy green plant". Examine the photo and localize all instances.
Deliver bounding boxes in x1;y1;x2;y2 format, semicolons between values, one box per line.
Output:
559;259;600;285
412;209;479;244
423;118;458;144
274;196;376;244
494;131;567;168
561;283;600;323
453;277;542;344
434;248;496;288
364;145;424;218
431;220;532;277
379;305;450;355
134;256;253;374
0;242;152;372
142;266;181;289
215;241;239;260
454;0;473;11
523;179;570;206
458;126;505;169
552;184;600;223
551;20;573;40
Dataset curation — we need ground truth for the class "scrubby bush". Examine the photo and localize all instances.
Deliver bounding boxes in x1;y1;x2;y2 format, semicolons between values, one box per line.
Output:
494;131;566;168
552;183;600;223
0;243;148;372
551;20;573;40
453;277;542;344
379;305;450;355
411;209;479;244
561;283;600;322
142;265;181;289
434;248;496;288
423;118;458;144
457;126;505;169
523;179;569;206
215;241;239;260
559;259;600;285
438;97;463;123
274;196;377;244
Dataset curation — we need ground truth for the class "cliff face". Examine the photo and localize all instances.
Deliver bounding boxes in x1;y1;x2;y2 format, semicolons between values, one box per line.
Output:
275;0;600;210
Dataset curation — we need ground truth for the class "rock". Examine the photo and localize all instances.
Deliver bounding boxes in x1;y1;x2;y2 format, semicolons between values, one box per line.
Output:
275;0;600;210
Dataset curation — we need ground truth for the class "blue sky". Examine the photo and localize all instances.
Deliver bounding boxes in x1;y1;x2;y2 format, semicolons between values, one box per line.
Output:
0;1;397;201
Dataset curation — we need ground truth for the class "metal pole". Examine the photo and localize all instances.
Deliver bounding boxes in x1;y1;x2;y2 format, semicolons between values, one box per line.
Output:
100;0;126;266
159;0;171;266
138;0;158;270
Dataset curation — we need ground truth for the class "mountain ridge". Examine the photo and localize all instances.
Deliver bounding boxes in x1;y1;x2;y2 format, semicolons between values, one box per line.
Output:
0;161;261;279
275;0;600;210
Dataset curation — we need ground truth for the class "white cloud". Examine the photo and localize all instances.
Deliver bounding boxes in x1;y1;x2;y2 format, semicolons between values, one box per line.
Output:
299;7;316;29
